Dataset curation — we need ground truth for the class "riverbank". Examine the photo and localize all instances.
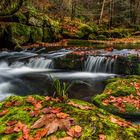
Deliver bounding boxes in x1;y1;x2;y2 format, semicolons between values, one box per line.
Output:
22;38;140;50
0;95;140;140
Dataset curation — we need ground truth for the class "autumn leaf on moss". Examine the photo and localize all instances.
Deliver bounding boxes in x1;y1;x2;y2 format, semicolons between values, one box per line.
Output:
99;134;106;140
110;116;132;127
67;125;82;138
56;112;69;119
26;96;37;104
0;109;9;116
67;101;93;110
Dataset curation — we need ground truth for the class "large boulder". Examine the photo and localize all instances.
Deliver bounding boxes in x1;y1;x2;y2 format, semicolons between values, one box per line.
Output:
93;76;140;118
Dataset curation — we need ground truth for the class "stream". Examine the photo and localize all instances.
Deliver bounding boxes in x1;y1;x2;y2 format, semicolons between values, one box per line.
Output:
0;47;139;102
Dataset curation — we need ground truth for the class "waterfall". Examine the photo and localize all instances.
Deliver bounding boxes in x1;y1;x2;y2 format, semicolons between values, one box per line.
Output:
10;58;54;69
26;58;53;69
84;56;116;73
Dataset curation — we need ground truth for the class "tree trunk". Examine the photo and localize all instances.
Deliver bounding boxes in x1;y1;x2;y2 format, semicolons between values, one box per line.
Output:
99;0;106;25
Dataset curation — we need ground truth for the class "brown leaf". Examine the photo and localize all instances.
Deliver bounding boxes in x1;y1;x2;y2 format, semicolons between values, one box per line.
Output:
56;112;69;119
59;118;74;130
4;126;15;134
41;107;52;114
59;137;73;140
30;110;40;117
110;116;132;127
4;102;12;107
50;108;62;114
7;120;17;126
45;96;51;101
67;125;82;138
23;125;30;139
14;122;25;132
35;128;48;139
26;96;37;104
50;135;58;140
99;134;106;140
31;114;56;129
67;101;93;110
67;128;75;137
34;102;42;111
0;109;9;116
46;119;60;136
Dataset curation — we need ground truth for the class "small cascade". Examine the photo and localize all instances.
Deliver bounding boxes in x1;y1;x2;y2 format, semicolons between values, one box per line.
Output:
84;56;116;73
10;58;54;69
27;58;53;69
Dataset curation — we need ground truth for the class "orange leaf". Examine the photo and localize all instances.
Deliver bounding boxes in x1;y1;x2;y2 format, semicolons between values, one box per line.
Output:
56;112;69;119
26;96;36;104
0;109;9;116
99;134;106;140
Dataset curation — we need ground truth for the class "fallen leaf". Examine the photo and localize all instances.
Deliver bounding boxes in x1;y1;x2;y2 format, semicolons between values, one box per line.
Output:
99;134;106;140
0;110;9;116
59;137;73;140
26;96;37;104
51;108;62;114
23;125;30;139
31;114;56;129
34;102;42;111
67;101;93;110
41;107;52;114
7;120;17;126
56;112;69;119
14;122;25;132
46;119;60;136
4;126;15;134
67;125;82;138
35;128;48;138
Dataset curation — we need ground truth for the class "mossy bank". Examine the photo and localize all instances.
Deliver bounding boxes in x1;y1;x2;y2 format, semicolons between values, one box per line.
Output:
0;95;140;139
93;76;140;118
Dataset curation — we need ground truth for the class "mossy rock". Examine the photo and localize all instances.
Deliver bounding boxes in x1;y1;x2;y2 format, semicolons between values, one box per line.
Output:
93;76;140;118
0;22;31;49
53;54;83;70
0;95;140;139
116;55;140;75
6;23;31;48
29;26;43;43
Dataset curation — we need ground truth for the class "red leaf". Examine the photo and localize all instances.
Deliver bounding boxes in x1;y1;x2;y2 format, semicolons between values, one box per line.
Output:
35;128;48;138
4;126;15;134
50;108;62;114
99;134;106;140
0;109;9;116
26;96;36;104
14;122;25;132
56;112;69;119
23;125;30;139
34;102;42;111
7;120;17;126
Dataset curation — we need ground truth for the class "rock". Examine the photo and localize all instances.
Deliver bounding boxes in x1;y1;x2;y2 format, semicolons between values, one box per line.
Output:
93;76;140;118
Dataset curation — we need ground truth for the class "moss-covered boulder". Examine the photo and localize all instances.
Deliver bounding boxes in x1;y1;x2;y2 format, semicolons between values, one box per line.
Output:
0;95;140;140
62;19;93;39
93;76;140;118
53;54;84;70
116;55;140;75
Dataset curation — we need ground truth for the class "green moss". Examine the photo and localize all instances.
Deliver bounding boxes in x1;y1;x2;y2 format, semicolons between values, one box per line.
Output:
30;26;43;42
0;95;140;139
93;76;140;117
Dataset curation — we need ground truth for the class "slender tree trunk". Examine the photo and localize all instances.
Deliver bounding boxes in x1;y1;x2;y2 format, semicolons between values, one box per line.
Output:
99;0;106;25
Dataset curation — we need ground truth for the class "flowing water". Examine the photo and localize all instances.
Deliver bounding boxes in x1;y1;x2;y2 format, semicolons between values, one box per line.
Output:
0;47;139;101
